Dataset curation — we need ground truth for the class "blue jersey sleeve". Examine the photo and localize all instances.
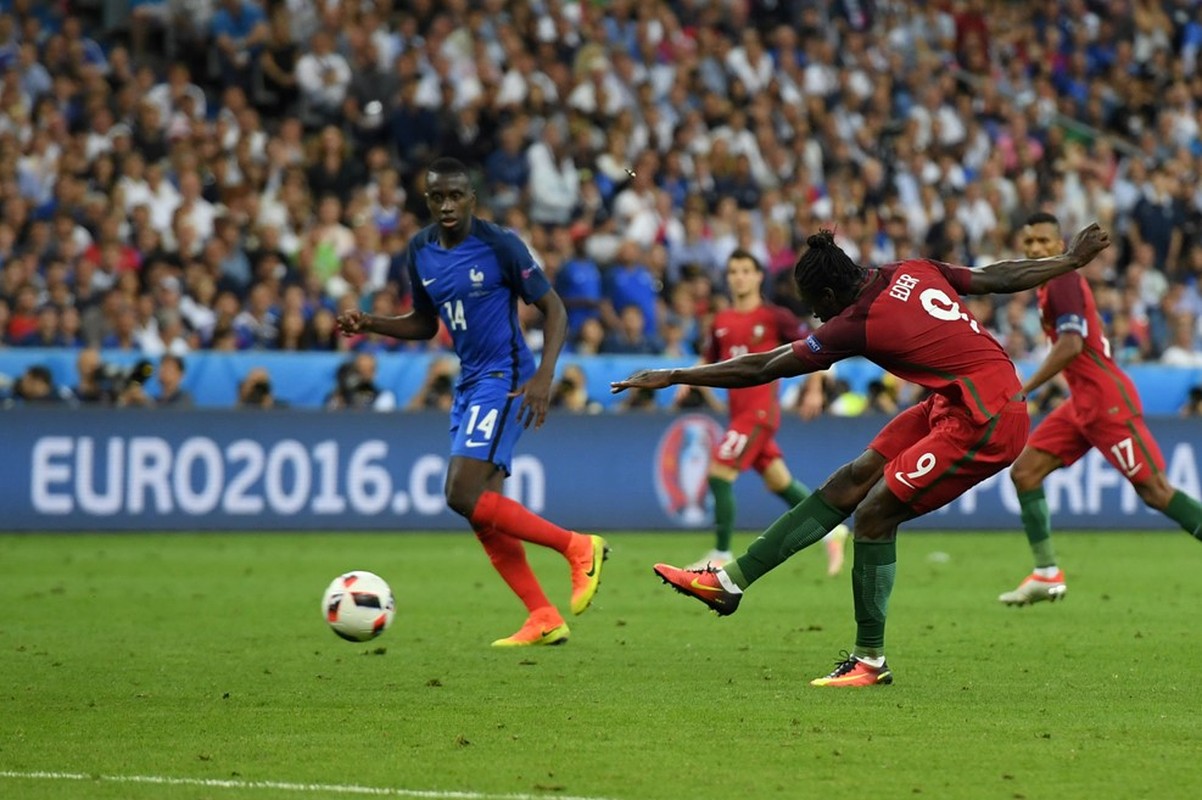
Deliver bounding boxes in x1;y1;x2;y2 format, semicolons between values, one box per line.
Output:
405;239;436;316
493;230;551;304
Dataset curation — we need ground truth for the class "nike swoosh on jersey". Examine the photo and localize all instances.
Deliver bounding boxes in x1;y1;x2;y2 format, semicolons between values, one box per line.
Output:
421;278;437;286
464;440;489;448
894;472;917;489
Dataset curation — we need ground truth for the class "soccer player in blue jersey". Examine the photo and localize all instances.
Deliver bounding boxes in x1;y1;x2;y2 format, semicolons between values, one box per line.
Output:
336;158;608;647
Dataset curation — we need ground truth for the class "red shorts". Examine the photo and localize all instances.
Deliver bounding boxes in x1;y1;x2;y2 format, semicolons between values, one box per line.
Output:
870;395;1030;515
1026;398;1165;482
711;414;784;473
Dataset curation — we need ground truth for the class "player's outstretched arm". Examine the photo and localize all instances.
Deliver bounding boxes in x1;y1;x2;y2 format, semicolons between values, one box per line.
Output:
961;222;1111;295
336;307;439;341
611;344;805;394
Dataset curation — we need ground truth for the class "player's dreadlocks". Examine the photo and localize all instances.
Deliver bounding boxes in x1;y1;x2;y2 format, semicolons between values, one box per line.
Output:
793;229;867;301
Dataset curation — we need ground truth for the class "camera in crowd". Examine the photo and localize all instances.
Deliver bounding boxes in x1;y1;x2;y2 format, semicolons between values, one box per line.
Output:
94;359;154;397
239;367;278;409
332;361;381;410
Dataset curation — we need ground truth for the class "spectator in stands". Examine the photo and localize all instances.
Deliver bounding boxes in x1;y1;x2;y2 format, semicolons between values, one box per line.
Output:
155;354;193;408
1160;313;1202;366
18;305;65;347
233;283;279;349
145;62;205;128
571;317;606;356
257;6;299;117
554;226;602;339
306;126;361;207
325;352;395;411
211;0;268;90
551;364;601;414
1183;386;1202;418
526;121;579;227
484;123;530;216
406;356;457;413
295;30;350;128
72;348;108;405
1;364;64;407
602;240;659;340
237;366;278;409
601;305;660;355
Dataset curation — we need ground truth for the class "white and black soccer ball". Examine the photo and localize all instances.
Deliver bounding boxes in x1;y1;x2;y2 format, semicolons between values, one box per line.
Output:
321;571;396;642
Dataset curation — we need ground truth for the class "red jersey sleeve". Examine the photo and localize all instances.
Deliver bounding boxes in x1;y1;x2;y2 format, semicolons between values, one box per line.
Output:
1042;274;1089;337
788;311;867;372
771;305;806;343
926;260;974;295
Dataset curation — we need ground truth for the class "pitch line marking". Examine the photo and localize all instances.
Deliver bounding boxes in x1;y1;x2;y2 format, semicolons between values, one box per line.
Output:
0;770;619;800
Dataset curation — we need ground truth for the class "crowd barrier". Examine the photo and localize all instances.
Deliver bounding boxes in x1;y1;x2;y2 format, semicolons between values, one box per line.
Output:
2;349;1201;414
2;408;1198;532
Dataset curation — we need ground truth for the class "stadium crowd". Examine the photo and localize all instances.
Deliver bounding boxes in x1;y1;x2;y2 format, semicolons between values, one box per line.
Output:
2;0;1202;411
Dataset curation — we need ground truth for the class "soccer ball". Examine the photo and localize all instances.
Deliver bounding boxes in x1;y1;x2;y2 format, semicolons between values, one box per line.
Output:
321;571;396;642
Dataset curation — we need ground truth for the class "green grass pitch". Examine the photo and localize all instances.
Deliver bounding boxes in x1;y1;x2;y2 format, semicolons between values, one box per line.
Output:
1;530;1200;800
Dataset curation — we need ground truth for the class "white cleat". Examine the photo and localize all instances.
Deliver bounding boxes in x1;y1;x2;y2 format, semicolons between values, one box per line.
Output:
685;549;733;570
999;570;1068;606
825;524;850;577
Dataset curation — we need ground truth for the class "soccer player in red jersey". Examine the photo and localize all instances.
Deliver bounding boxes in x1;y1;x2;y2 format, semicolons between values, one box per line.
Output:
613;223;1111;686
999;213;1202;606
684;249;849;575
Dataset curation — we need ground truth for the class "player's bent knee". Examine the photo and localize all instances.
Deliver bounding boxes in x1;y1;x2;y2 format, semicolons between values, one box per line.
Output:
819;464;867;510
1009;460;1043;492
1134;475;1174;511
1010;448;1058;492
445;484;484;519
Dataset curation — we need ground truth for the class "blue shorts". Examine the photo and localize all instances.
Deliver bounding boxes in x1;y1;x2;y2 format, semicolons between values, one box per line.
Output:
449;378;526;474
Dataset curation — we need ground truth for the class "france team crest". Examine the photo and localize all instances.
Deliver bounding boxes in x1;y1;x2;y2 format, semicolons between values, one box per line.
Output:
654;414;725;526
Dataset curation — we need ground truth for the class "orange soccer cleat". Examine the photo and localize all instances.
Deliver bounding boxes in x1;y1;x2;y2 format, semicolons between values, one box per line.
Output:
568;534;610;616
998;570;1067;606
652;563;742;616
810;652;893;687
491;607;570;647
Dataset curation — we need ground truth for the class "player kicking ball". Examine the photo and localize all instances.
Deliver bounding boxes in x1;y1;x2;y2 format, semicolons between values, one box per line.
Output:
999;213;1202;606
683;249;848;576
337;157;607;647
613;223;1111;686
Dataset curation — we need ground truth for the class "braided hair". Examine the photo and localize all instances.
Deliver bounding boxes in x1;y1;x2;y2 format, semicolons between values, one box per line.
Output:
793;229;867;302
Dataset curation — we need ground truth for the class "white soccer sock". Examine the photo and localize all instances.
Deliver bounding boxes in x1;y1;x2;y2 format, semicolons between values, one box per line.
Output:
715;568;743;594
855;654;886;668
1034;566;1061;579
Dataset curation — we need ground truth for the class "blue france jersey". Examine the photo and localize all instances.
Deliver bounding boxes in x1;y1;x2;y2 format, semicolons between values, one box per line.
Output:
407;219;551;387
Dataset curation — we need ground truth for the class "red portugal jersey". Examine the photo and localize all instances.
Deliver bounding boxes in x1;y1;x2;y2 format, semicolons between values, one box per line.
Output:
789;260;1021;425
1037;272;1143;419
706;303;805;425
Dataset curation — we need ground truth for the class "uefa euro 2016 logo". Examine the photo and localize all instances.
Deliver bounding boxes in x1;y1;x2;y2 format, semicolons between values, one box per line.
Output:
654;414;725;526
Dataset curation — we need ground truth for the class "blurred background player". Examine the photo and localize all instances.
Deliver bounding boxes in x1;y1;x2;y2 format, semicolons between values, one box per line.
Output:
1000;213;1202;605
337;158;607;647
682;249;849;575
614;223;1111;687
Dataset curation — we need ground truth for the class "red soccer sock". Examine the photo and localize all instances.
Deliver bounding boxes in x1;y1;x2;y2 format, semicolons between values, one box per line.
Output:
474;526;553;613
470;490;574;554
